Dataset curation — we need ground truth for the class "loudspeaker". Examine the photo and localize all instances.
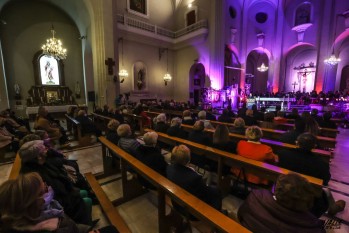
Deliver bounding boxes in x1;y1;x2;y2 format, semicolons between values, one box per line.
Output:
87;91;95;102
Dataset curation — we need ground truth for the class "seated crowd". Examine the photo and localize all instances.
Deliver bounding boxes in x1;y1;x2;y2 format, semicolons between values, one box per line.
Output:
1;99;346;233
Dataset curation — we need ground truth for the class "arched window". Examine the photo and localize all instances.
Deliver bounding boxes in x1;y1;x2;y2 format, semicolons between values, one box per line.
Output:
294;2;311;26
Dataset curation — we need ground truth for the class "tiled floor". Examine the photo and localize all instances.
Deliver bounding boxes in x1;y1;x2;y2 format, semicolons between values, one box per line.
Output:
1;128;349;232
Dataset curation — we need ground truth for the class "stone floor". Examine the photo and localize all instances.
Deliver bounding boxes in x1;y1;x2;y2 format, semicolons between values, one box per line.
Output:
1;127;349;232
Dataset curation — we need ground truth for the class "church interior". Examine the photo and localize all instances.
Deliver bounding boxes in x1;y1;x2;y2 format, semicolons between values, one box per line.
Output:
1;0;349;232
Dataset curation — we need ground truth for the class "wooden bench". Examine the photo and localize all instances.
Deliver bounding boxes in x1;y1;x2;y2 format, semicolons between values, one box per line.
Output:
65;114;94;147
266;122;339;138
144;129;323;188
208;120;337;150
85;172;132;233
99;136;251;233
180;124;333;163
92;112;145;134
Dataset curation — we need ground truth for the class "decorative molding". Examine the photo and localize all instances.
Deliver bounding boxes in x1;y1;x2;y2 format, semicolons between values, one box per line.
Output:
292;23;312;43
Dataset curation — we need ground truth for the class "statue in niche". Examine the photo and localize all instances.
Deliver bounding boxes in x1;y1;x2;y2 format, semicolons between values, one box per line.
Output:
14;83;21;100
137;68;145;90
295;4;311;26
75;81;81;99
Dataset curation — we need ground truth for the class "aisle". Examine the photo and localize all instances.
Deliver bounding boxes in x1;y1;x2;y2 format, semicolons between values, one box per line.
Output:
326;128;349;232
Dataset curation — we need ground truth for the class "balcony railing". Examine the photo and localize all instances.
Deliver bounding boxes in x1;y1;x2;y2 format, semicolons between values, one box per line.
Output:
117;14;208;39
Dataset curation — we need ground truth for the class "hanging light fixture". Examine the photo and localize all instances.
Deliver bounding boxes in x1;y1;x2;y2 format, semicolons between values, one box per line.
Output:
324;53;341;66
257;63;268;72
324;7;341;66
118;38;128;79
163;48;172;85
41;25;67;60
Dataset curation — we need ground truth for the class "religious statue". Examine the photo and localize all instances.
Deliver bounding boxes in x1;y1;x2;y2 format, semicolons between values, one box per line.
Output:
137;68;145;90
14;83;21;99
75;81;81;99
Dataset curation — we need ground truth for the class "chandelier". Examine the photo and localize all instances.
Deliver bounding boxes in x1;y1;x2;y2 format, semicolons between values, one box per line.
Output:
118;38;128;79
163;73;172;85
324;54;340;66
41;26;67;60
162;48;172;85
257;63;268;72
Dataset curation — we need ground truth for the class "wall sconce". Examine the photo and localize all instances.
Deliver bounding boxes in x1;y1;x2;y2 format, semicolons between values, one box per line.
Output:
160;48;172;85
118;38;128;80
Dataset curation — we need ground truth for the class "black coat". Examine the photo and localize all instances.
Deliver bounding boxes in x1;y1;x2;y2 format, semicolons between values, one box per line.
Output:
154;122;169;133
166;126;188;139
137;145;167;189
106;130;120;145
166;164;221;210
20;161;90;225
277;148;331;185
279;130;303;145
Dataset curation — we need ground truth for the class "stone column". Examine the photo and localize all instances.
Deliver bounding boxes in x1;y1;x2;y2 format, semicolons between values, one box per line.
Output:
87;0;115;107
209;0;225;90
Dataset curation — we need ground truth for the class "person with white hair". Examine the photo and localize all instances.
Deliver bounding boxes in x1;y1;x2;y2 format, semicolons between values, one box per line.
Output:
154;113;169;133
117;124;141;159
137;131;167;189
166;145;222;212
197;110;214;129
166;117;187;139
18;140;93;226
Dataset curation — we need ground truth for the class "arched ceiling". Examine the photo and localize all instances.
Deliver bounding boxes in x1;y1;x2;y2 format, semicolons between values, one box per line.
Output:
0;0;90;35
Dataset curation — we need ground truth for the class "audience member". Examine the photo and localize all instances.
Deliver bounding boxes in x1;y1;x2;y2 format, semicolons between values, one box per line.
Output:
18;140;93;225
212;125;236;153
117;124;141;158
166;117;187;139
277;133;345;217
205;106;217;121
251;104;264;121
232;126;278;185
0;172;88;233
286;108;300;119
304;117;320;136
0;118;19;152
238;173;325;233
310;109;322;125
231;117;245;135
259;112;275;129
188;121;212;167
218;109;233;123
75;110;101;137
197;111;214;129
106;119;120;145
279;118;306;144
166;145;222;212
34;106;68;145
138;132;167;189
182;110;195;125
319;112;337;129
154;113;169;133
243;109;257;126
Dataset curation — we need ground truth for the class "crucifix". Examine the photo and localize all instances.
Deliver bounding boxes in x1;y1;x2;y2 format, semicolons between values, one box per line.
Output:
105;58;115;75
292;81;298;92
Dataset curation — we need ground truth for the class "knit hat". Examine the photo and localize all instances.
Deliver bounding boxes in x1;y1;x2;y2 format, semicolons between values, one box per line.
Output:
19;140;45;163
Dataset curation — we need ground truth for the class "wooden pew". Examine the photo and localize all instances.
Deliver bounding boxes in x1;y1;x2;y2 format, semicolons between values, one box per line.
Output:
92;112;145;134
208;121;337;150
85;172;132;233
144;129;323;188
91;113;113;132
269;122;339;138
65;114;94;147
99;136;251;233
180;124;333;163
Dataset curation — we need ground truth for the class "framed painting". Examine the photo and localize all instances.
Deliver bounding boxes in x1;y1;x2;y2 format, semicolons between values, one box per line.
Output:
39;55;60;85
127;0;149;18
33;51;65;86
